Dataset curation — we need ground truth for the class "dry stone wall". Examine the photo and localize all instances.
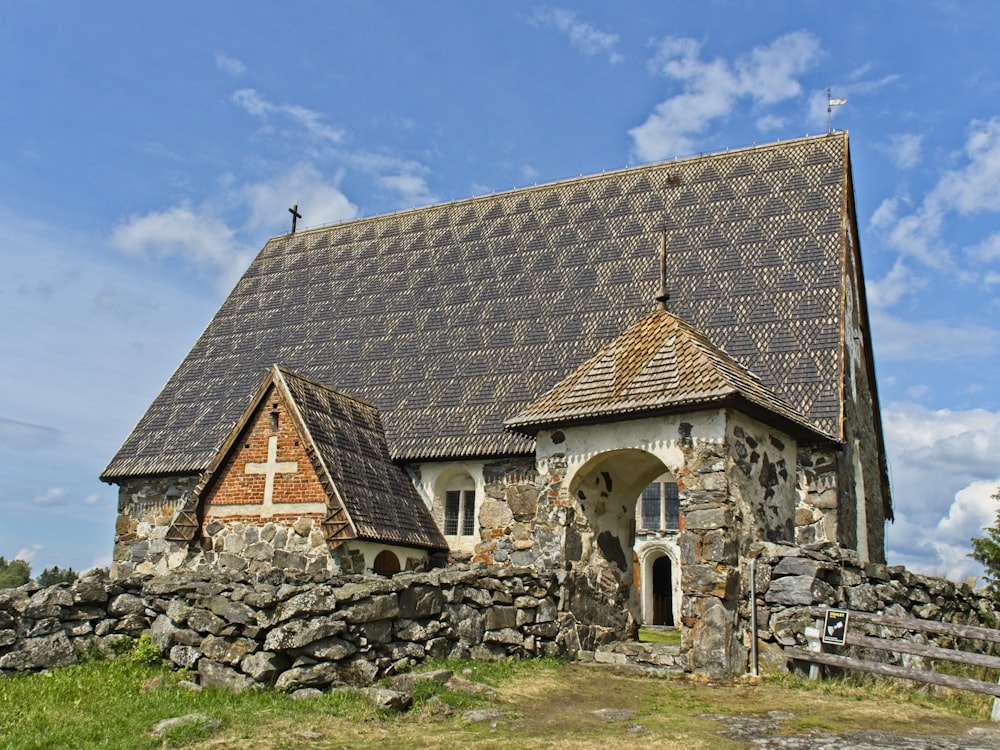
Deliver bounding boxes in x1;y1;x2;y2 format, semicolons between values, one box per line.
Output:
746;541;1000;674
0;564;567;690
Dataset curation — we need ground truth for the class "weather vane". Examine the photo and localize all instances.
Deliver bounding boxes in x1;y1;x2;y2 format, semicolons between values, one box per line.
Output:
827;88;847;134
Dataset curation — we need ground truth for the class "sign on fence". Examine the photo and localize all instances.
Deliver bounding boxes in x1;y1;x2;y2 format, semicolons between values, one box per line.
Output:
821;609;849;646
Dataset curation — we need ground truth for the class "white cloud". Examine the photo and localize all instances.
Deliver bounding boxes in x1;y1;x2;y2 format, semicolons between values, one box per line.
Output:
531;7;622;64
883;402;1000;580
110;203;253;292
215;53;246;77
935;117;1000;215
232;89;345;144
869;193;949;269
83;493;100;507
865;258;926;309
629;31;820;161
32;487;68;507
344;151;437;209
14;545;41;563
873;117;1000;273
886;133;923;169
242;164;359;232
755;114;785;132
870;309;999;362
968;232;1000;263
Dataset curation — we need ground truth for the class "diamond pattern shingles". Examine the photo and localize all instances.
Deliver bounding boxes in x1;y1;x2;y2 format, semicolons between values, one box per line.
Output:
278;368;447;551
103;134;852;481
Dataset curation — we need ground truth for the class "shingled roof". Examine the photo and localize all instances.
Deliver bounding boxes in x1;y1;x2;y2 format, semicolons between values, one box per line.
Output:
505;308;833;442
103;132;863;481
172;366;447;551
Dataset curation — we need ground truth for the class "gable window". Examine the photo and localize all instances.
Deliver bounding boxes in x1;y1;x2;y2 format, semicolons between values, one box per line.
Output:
639;475;680;531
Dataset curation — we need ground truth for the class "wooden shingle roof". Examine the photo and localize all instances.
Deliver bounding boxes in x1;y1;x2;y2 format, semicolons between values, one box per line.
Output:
172;366;447;551
505;308;832;442
103;133;857;481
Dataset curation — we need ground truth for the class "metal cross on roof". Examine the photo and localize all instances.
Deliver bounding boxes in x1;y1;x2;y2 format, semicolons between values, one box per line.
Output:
288;204;302;234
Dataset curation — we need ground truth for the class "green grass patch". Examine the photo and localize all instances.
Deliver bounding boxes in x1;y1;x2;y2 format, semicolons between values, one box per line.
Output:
638;625;682;644
0;652;993;749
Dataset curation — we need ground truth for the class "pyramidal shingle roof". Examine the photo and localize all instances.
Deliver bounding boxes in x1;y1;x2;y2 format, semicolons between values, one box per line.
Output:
505;308;830;441
103;133;858;481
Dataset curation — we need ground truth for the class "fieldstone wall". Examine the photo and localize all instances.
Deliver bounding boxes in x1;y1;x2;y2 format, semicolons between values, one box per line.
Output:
745;541;1000;674
0;564;571;690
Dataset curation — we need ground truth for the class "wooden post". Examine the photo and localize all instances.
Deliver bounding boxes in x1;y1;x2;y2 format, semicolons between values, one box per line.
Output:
804;623;822;680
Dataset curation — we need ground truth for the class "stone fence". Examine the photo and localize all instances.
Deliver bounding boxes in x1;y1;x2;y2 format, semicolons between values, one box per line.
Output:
0;564;569;691
3;542;999;687
747;541;1000;673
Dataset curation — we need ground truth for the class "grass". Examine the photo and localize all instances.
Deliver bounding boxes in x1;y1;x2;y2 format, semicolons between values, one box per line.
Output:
0;647;997;749
638;626;682;645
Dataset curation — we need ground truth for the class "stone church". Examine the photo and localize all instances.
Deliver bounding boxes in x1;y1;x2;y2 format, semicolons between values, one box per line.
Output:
102;132;890;667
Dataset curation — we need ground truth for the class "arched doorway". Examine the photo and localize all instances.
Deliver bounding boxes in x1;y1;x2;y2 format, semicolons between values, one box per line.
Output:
651;555;674;626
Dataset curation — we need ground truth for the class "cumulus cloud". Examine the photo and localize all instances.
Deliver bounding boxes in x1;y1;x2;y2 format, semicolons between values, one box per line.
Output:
344;151;437;209
0;417;59;451
629;31;821;161
883;402;1000;580
110;203;253;292
865;258;926;309
215;53;246;76
242;164;358;232
530;7;623;64
873;117;1000;273
32;487;68;507
886;133;923;169
233;89;345;144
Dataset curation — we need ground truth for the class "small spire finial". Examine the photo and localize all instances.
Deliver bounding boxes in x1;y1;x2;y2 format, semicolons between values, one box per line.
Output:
655;226;669;311
288;204;302;234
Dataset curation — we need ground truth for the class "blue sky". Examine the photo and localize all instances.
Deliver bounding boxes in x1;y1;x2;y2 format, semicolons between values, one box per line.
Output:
2;2;999;580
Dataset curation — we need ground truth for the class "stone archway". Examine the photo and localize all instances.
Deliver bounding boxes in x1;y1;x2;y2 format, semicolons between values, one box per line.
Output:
564;449;670;627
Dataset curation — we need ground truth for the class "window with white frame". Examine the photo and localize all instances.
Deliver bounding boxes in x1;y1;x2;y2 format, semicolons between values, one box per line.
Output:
639;475;680;531
444;475;476;537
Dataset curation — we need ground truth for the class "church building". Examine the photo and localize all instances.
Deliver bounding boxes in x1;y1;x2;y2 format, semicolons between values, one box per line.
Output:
102;132;890;656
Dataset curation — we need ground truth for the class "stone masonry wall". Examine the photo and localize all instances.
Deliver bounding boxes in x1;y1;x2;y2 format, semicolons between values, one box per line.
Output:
744;540;1000;675
113;478;341;579
0;564;567;690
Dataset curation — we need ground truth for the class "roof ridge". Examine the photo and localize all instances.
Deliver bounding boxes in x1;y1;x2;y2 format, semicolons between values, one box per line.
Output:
274;364;380;411
268;132;849;241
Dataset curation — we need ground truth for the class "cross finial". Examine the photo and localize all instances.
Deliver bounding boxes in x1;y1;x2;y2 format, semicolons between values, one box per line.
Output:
288;204;302;234
655;226;669;311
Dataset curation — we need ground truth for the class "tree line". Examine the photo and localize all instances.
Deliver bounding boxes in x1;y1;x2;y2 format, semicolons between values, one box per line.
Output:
0;557;78;588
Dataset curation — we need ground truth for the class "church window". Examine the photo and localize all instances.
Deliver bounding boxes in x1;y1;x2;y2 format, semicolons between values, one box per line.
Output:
444;477;476;536
640;477;679;531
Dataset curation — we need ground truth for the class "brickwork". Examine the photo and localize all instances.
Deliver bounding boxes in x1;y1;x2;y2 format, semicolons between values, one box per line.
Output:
202;384;328;515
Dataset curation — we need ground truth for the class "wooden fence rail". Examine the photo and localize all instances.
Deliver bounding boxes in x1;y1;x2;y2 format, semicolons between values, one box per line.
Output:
784;608;1000;719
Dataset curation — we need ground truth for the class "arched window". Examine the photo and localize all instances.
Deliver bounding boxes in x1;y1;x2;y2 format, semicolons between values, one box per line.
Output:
373;550;400;576
444;474;476;537
639;473;680;531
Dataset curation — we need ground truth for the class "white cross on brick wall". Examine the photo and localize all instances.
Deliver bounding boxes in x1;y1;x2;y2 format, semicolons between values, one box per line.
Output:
245;435;298;516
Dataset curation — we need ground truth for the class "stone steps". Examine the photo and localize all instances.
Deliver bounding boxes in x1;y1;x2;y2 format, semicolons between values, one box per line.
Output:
578;640;687;673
